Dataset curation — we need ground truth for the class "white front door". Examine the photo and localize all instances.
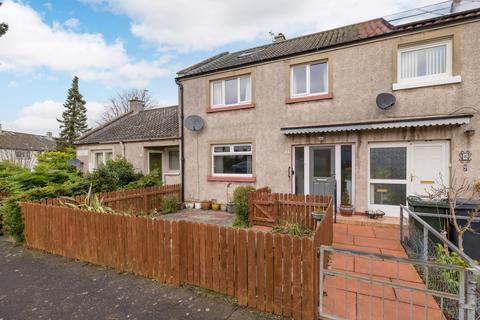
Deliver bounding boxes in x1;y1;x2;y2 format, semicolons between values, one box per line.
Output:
410;142;449;197
368;141;449;216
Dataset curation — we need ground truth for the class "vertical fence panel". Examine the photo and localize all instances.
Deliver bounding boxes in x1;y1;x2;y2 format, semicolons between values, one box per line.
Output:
301;237;314;320
292;236;303;319
226;227;236;297
247;231;257;309
273;233;283;315
236;228;248;306
282;235;293;318
265;232;274;313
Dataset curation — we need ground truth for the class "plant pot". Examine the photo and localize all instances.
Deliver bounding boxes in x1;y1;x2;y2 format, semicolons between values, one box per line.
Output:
340;205;354;216
194;202;202;209
220;204;227;211
211;203;220;211
185;202;194;209
226;202;236;214
311;211;325;222
201;200;211;210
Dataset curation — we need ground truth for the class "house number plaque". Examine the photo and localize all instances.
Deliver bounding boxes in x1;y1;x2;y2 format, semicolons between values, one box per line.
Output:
459;151;472;163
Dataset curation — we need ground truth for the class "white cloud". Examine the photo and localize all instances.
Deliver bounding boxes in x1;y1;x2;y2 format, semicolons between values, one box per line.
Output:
79;0;439;51
7;80;18;87
63;18;80;30
43;2;53;11
0;1;170;86
3;100;105;136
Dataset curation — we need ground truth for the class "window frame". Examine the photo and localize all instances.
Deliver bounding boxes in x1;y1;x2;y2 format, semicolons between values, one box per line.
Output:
393;38;461;90
290;61;328;98
168;150;180;171
210;75;252;108
92;149;113;170
211;143;253;177
15;150;31;160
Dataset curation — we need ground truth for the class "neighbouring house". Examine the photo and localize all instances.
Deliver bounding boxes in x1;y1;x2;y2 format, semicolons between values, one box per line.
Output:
75;100;181;185
176;0;480;216
0;124;56;169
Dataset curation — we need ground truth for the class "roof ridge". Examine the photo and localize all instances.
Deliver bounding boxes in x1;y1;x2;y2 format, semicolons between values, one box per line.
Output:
0;130;50;138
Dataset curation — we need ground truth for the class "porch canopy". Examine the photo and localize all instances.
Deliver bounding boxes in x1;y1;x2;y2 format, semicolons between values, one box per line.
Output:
281;114;473;135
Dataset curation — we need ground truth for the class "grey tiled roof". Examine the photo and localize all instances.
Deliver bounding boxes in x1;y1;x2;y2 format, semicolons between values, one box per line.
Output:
75;106;179;145
0;131;55;151
177;8;480;79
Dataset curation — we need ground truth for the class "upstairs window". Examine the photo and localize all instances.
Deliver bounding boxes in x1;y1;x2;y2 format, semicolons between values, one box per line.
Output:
291;61;328;97
211;75;251;107
212;144;252;176
394;39;460;90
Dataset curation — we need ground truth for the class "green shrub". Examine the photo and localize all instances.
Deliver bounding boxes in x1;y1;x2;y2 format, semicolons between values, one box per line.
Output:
124;169;163;189
232;186;255;227
35;148;76;172
272;221;313;237
1;200;23;242
160;195;181;214
86;158;142;192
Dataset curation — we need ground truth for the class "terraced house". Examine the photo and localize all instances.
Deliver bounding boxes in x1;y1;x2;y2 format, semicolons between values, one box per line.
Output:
176;0;480;216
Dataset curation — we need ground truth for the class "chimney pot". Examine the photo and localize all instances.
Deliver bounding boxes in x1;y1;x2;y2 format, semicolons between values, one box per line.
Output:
273;33;286;43
46;131;53;139
129;99;144;113
0;124;2;132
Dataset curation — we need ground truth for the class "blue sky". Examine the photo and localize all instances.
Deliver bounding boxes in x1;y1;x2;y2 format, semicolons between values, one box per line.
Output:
0;0;438;135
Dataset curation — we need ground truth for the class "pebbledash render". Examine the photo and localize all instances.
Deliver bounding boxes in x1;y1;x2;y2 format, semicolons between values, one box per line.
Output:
176;2;480;216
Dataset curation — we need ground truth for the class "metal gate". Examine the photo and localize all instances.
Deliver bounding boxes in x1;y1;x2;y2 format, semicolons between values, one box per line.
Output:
319;245;478;320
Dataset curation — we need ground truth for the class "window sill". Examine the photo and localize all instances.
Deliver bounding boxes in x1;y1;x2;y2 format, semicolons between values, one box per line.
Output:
207;176;256;182
286;93;333;104
207;103;255;113
392;76;462;91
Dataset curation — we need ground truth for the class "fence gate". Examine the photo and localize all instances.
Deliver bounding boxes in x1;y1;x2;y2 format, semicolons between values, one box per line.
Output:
318;245;478;320
250;197;275;226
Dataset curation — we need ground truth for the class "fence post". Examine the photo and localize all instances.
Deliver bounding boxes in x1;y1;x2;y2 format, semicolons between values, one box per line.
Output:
319;246;325;315
423;225;429;282
143;194;148;214
400;206;404;243
466;269;478;320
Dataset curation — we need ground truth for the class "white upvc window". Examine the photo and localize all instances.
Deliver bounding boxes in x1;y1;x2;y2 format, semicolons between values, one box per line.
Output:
291;61;328;97
168;150;180;171
393;39;461;90
210;75;251;107
92;150;113;169
212;144;253;176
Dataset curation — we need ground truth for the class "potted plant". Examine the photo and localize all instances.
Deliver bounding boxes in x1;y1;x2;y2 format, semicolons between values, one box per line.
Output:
339;191;354;216
311;207;325;222
201;200;211;210
211;199;220;211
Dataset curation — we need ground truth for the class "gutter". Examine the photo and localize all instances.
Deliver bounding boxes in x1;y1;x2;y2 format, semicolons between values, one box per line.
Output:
175;78;185;203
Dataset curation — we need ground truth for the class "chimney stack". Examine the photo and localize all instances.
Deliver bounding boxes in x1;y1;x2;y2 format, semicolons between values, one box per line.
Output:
451;0;462;12
0;124;2;133
129;98;144;113
273;33;286;43
46;131;53;139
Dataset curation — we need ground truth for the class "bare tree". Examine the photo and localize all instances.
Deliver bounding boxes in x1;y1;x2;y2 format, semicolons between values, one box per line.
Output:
428;173;480;251
0;2;8;37
99;89;155;124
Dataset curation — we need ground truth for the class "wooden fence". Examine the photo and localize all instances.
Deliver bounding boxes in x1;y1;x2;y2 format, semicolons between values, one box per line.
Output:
21;194;334;320
248;188;330;228
40;185;181;214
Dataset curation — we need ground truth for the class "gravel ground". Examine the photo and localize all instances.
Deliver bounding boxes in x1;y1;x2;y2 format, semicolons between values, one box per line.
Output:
0;237;281;320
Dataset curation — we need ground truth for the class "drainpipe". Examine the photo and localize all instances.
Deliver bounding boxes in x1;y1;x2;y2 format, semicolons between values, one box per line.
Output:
119;141;125;157
175;78;185;202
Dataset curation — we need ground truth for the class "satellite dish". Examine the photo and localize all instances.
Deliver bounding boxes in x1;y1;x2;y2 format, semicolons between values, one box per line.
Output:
376;93;396;110
184;115;205;132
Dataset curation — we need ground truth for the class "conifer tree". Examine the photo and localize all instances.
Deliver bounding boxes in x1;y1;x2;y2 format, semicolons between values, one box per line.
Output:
57;76;88;149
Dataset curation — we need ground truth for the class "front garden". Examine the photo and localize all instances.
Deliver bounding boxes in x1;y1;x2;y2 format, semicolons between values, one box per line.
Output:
0;149;164;242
